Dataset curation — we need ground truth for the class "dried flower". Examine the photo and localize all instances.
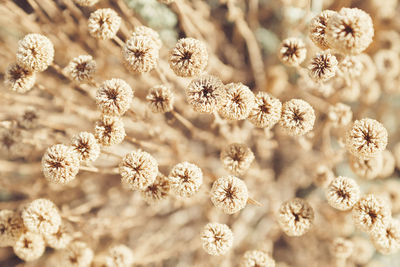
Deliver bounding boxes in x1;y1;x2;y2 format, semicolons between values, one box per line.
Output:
326;8;374;55
219;83;256;120
328;103;352;127
0;127;24;158
169;38;208;77
88;9;121;40
374;49;400;78
119;150;158;191
277;198;314;236
308;52;338;82
201;222;233;256
326;176;360;211
16;33;54;72
61;241;94;267
345;118;388;159
43;224;72;250
4;63;36;93
312;164;334;188
338;55;363;78
279;99;315;136
350;236;375;265
22;198;61;235
309;10;337;50
248;92;282;128
71;132;100;164
74;0;99;6
13;231;45;262
330;237;353;259
0;210;24;247
122;35;159;73
18;107;39;129
94;115;126;146
146;85;174;113
349;154;383;180
278;37;306;67
133;26;162;50
66;55;96;82
105;244;134;267
220;143;254;176
240;250;275;267
352;194;391;233
141;174;170;204
168;162;203;198
42;144;80;184
96;79;134;116
370;219;400;255
186;75;225;113
211;175;249;214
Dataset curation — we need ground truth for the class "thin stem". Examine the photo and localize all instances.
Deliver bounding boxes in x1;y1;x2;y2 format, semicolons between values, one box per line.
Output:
125;136;159;151
112;35;125;47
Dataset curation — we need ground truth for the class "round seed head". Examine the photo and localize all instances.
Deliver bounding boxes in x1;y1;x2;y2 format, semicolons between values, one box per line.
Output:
338;55;363;79
220;143;254;176
4;63;36;93
186;75;225;113
312;164;334;188
105;244;134;267
219;83;256;120
168;162;203;198
18;107;39;129
169;38;208;77
96;79;134;116
326;176;360;211
278;37;306;67
94;115;126;146
330;237;354;259
277;198;314;236
350;236;374;265
71;132;100;164
248;92;282;128
201;222;233;256
328;103;352;127
211;176;248;214
279;99;315;136
13;231;45;262
122;35;159;73
308;52;338;82
240;250;275;267
374;49;400;78
22;198;61;235
370;219;400;255
0;210;25;247
146;85;174;113
345;118;388;159
66;55;96;82
309;10;337;50
61;241;94;267
74;0;99;6
349;154;383;180
141;174;170;204
43;224;72;250
16;33;54;72
88;9;121;40
133;26;162;50
119;150;158;191
0;127;24;158
42;144;80;184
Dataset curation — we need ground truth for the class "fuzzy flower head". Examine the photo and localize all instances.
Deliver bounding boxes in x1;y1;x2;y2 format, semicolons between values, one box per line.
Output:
169;38;208;77
13;231;45;262
211;176;249;214
94;115;126;146
330;237;354;259
328;103;352;127
278;37;306;67
18;107;38;129
338;55;363;79
16;33;54;72
220;143;254;176
308;52;338;82
219;83;256;120
186;75;225;114
326;8;374;55
349;154;383;180
277;198;314;236
370;219;400;255
61;241;94;267
168;162;203;198
119;150;158;191
146;85;174;113
123;35;159;73
88;9;121;40
0;210;25;247
312;164;334;188
66;55;96;82
248;92;282;128
141;174;170;204
309;10;337;50
42;144;80;184
22;198;61;235
4;63;36;93
96;79;134;116
71;132;100;164
279;99;315;136
201;222;233;256
326;176;360;211
0;127;24;158
240;250;275;267
105;244;134;267
133;26;162;50
43;224;72;250
345;118;388;159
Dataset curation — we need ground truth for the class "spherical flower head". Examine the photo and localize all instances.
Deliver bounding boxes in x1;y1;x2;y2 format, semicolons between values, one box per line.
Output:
240;250;275;267
248;92;282;128
308;52;338;82
0;126;24;159
312;164;334;188
61;241;94;267
352;194;391;233
4;63;36;93
370;219;400;255
219;83;256;120
326;176;360;211
349;154;383;180
220;143;254;176
88;9;121;40
122;35;159;73
13;231;45;262
277;198;314;236
168;162;203;198
309;10;337;50
16;33;54;72
74;0;99;6
330;237;354;259
338;55;363;79
350;236;374;265
345;118;388;159
201;222;233;256
18;107;39;129
43;224;72;250
71;132;100;164
94;115;126;146
66;55;96;82
96;78;134;116
146;85;174;113
186;75;225;114
279;99;315;136
169;38;208;77
278;37;306;67
374;49;400;78
133;26;162;50
22;198;61;235
328;103;352;128
0;210;25;247
211;176;249;214
141;174;170;204
119;150;158;191
105;244;134;267
42;144;80;184
326;8;374;55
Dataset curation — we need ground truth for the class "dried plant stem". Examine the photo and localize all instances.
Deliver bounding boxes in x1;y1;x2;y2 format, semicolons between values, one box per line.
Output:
79;165;119;174
248;197;263;206
125;136;160;151
112;35;125;47
101;149;122;159
155;67;169;85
